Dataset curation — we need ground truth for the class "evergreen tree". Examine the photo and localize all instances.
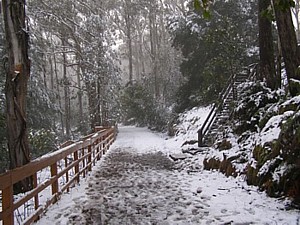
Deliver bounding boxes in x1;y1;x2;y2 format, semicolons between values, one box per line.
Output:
169;0;258;112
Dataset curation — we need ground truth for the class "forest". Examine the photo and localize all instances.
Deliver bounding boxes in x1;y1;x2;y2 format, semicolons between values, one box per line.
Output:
0;0;195;173
0;0;300;201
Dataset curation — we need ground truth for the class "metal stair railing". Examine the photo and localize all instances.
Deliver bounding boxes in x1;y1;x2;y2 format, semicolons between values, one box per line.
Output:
197;73;235;146
197;64;258;147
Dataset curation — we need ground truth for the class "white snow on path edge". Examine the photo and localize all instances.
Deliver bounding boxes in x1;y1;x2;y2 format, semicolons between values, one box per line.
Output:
35;126;300;225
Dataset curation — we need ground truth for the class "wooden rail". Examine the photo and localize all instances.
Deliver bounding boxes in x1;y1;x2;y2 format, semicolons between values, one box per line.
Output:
0;126;117;225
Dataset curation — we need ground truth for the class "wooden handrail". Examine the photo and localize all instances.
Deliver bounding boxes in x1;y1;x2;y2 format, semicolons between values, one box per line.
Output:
0;126;117;225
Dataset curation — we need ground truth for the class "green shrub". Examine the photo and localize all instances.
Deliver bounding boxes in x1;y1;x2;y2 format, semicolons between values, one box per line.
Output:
29;129;57;159
120;83;170;131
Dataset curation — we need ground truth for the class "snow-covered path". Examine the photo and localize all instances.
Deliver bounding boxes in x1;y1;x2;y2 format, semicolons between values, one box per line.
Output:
36;126;300;225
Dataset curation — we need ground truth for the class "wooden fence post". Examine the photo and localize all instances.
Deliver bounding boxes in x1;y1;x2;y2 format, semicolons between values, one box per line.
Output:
33;173;39;211
50;162;58;203
101;135;104;154
88;143;92;171
96;139;101;161
82;148;86;178
109;129;113;147
64;157;69;192
2;185;13;225
74;150;79;183
104;133;108;154
92;141;96;165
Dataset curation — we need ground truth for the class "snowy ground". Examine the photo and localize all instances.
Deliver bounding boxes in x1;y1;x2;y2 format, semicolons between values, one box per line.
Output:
35;126;300;225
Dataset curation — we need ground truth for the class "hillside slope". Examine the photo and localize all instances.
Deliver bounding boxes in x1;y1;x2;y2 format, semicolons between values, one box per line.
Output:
203;81;300;208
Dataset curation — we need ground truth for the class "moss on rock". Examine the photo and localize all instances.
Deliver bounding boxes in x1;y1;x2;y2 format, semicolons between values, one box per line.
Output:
216;139;232;150
203;156;238;177
289;79;300;96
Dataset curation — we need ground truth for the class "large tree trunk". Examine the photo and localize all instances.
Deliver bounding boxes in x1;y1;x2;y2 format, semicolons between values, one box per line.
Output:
2;0;32;193
258;0;279;89
273;0;300;96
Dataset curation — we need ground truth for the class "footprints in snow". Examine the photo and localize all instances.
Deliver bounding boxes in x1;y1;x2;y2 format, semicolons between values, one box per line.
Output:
78;149;212;224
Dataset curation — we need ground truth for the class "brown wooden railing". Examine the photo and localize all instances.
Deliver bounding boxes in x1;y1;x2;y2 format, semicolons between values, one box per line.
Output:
0;126;117;225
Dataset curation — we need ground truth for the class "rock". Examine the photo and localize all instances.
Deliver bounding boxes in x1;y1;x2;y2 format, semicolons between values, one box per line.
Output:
216;139;232;150
182;148;204;155
279;94;300;114
169;153;189;161
196;187;203;194
192;208;199;215
181;140;198;147
289;78;300;96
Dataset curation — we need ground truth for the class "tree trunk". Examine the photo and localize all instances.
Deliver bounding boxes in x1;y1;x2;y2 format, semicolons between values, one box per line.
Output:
53;53;65;136
2;0;32;193
42;56;47;89
49;54;55;90
292;0;300;41
273;0;300;96
96;77;101;125
149;5;159;99
76;63;84;129
74;43;85;132
258;0;278;89
127;25;133;83
79;64;97;130
62;37;71;138
138;27;146;78
48;53;56;129
98;74;108;126
87;80;97;130
123;0;133;83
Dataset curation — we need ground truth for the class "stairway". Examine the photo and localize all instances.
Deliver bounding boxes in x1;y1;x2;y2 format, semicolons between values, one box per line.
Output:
198;64;257;147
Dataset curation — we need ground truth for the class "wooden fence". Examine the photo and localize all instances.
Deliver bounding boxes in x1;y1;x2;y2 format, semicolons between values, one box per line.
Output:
0;126;117;225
